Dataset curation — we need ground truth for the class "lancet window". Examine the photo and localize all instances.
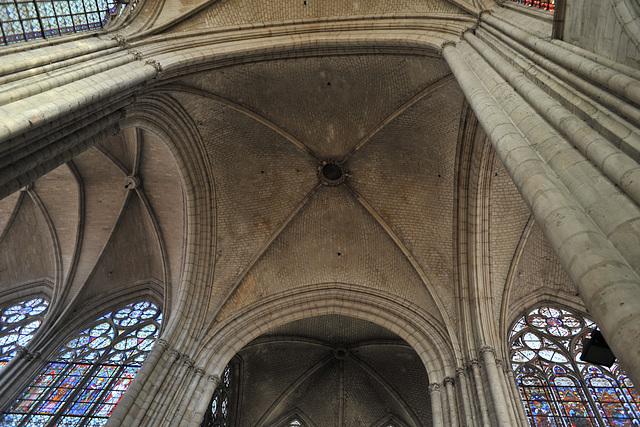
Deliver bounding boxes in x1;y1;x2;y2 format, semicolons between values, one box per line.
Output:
0;297;49;370
0;300;162;426
0;0;139;45
509;306;640;426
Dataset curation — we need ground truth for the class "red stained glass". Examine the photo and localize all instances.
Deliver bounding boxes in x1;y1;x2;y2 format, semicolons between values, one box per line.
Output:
0;301;161;427
511;306;640;426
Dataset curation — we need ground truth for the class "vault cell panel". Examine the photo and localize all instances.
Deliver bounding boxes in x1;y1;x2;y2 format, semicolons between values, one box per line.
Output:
68;147;128;298
0;191;20;240
138;129;184;309
32;164;79;287
172;0;463;32
79;193;164;302
348;81;464;320
179;55;452;159
216;184;444;324
172;92;319;311
0;194;55;290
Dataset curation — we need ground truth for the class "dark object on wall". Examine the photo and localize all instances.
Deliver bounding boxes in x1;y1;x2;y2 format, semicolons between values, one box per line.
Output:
581;330;616;367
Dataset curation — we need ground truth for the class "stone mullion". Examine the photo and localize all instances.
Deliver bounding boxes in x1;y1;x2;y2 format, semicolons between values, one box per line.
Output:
443;41;640;388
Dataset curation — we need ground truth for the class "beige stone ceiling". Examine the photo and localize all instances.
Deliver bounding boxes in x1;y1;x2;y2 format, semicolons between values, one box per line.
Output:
0;50;581;344
0;128;184;319
238;314;431;427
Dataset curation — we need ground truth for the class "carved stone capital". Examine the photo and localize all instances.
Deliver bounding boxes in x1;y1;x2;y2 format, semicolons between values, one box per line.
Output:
443;377;455;386
194;367;205;377
479;346;495;357
439;40;456;54
208;374;221;385
155;338;169;349
429;382;441;392
145;59;163;76
456;367;467;377
469;358;480;366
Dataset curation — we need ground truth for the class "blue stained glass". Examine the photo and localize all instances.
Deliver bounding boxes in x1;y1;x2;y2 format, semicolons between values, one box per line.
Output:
2;301;162;426
0;297;49;370
53;1;69;14
511;306;640;426
40;1;55;17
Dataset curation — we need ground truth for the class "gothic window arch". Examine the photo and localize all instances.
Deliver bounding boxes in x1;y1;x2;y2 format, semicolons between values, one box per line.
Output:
509;305;640;426
0;300;162;426
0;296;49;370
0;0;140;46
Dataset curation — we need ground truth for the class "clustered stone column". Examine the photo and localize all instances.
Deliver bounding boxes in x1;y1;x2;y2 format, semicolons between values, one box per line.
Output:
443;10;640;388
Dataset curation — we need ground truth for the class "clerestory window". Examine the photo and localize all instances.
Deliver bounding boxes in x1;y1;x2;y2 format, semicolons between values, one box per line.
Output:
0;300;162;426
0;297;49;370
509;306;640;426
0;0;140;45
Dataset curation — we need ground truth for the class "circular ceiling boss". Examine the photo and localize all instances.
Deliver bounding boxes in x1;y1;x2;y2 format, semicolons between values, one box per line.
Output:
318;160;347;186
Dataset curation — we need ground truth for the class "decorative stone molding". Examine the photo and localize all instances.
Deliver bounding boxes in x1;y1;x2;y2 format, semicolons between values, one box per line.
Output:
194;367;205;377
144;59;163;76
439;40;456;54
456;367;467;377
429;382;441;392
469;358;479;366
443;377;455;386
479;346;496;357
208;374;221;385
155;338;169;350
16;346;40;361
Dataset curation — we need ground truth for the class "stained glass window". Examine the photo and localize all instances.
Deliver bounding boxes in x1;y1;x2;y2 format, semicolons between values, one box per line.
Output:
510;306;640;426
0;0;140;45
0;297;49;370
510;0;555;11
0;300;162;427
202;364;232;427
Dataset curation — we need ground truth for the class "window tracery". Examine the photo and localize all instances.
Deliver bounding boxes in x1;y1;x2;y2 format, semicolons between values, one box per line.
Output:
202;364;232;427
510;306;640;426
0;0;139;45
0;300;162;426
0;297;49;370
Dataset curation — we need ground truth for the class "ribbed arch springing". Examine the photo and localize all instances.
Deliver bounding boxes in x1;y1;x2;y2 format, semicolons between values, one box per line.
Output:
0;0;140;45
0;296;49;370
0;300;162;426
509;306;640;426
